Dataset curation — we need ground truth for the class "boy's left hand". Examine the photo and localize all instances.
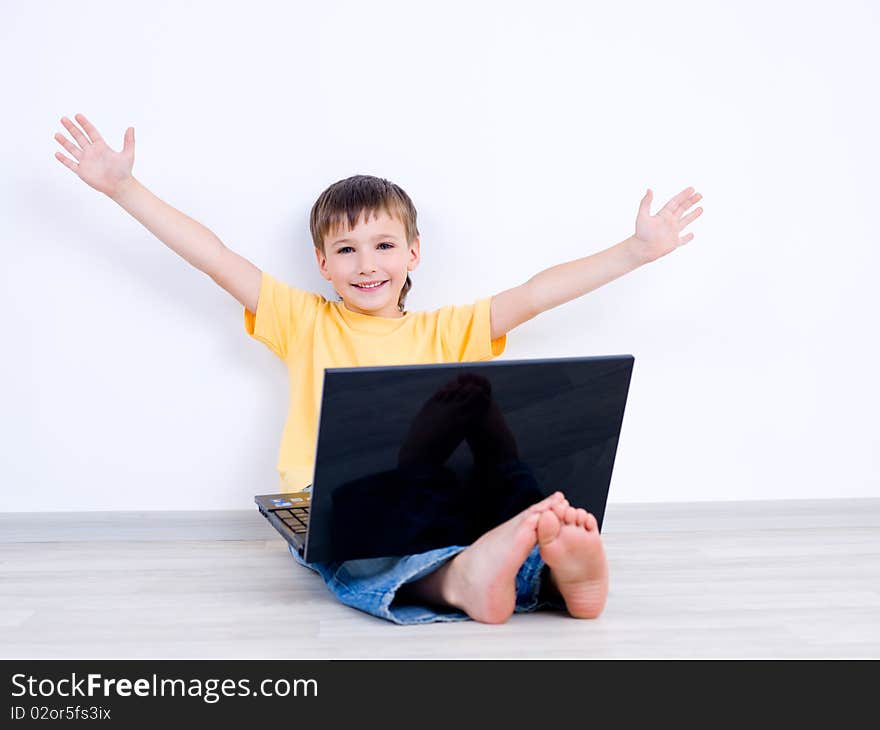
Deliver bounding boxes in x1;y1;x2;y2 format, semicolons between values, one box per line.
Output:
632;186;703;263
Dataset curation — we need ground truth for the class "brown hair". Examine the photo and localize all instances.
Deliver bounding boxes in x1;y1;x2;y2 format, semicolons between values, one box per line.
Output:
309;174;419;313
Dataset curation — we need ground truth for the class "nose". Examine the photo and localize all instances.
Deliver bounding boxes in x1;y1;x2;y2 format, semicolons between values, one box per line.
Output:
358;255;378;274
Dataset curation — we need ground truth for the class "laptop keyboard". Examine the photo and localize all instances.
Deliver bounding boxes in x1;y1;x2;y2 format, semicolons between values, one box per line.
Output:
277;506;309;534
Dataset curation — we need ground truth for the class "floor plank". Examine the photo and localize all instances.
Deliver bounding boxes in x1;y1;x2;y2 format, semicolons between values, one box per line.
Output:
1;499;878;658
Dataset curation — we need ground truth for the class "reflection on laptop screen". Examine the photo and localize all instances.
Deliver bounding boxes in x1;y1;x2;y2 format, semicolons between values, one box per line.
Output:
303;356;634;563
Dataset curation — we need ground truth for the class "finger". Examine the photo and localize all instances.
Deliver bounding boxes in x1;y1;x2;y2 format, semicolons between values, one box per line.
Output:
74;113;104;145
667;187;694;215
678;192;703;217
679;232;694;245
60;116;90;149
675;186;695;207
679;206;703;227
54;132;82;161
638;188;653;217
661;186;694;216
54;151;78;171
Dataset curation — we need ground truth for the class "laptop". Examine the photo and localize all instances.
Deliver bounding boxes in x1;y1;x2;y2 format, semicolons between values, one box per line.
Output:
255;354;634;563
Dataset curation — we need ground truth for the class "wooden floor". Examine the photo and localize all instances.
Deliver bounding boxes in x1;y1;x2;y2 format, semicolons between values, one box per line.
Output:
2;499;878;659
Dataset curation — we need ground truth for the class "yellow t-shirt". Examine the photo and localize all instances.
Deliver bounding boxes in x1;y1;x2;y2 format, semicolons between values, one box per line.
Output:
244;271;508;492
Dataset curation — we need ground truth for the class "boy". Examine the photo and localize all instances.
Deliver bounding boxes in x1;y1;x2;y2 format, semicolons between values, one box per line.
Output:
54;113;703;624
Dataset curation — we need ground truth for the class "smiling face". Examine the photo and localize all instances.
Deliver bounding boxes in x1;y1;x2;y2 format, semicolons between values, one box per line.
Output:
316;208;420;318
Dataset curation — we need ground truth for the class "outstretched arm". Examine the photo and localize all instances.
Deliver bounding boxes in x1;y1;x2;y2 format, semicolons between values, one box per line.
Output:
54;113;261;313
489;186;703;340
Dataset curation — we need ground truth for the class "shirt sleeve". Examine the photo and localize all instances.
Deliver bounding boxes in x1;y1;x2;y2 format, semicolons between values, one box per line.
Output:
243;271;322;362
436;295;507;362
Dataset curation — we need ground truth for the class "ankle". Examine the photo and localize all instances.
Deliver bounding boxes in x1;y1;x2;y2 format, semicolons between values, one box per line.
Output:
399;559;460;611
434;556;466;610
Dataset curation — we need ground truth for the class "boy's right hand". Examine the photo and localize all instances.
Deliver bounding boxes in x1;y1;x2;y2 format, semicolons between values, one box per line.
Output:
54;113;135;199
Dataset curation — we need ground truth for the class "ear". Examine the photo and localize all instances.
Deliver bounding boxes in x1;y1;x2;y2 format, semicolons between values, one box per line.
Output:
407;237;421;272
315;247;331;281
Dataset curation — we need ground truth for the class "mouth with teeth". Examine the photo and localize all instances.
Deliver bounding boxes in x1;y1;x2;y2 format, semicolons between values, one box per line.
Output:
352;280;388;291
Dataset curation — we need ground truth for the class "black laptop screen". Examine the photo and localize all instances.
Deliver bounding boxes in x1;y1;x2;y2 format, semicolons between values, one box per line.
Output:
306;355;634;562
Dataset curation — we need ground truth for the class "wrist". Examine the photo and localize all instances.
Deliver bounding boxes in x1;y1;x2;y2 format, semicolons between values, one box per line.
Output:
108;175;139;204
621;235;651;267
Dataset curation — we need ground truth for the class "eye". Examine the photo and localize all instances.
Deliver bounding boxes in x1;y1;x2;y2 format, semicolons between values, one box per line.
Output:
338;242;395;254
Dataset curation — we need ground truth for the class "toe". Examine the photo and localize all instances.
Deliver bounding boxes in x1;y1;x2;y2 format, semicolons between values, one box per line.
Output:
529;492;563;513
523;511;541;530
537;509;560;546
576;508;588;527
550;499;569;520
585;512;598;531
564;506;577;524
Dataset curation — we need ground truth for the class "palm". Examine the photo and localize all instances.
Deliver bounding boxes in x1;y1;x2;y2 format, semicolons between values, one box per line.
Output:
76;139;131;194
54;114;135;197
633;186;703;262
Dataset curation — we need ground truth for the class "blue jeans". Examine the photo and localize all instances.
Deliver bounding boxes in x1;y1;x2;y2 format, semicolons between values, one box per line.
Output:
289;543;566;624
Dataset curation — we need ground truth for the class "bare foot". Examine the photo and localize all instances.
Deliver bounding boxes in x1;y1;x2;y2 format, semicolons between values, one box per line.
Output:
410;492;568;624
538;504;609;619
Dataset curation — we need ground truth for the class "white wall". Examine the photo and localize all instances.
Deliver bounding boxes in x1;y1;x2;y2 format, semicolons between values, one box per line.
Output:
2;0;878;511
